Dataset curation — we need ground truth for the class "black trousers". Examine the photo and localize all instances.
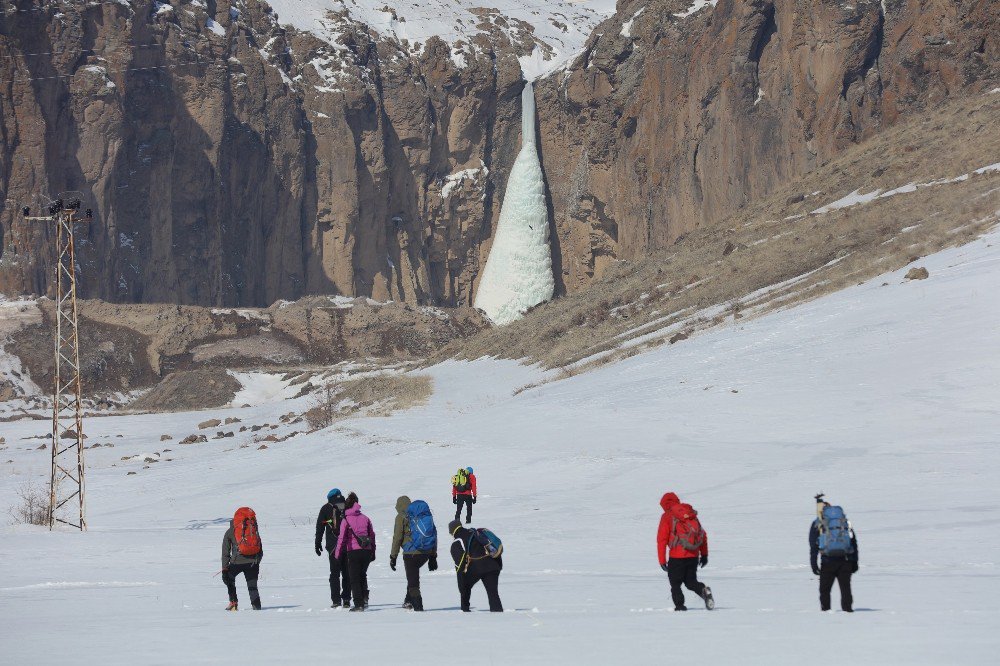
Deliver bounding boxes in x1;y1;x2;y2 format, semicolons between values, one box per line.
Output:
458;569;502;612
819;559;854;611
223;563;261;609
455;495;473;522
328;550;351;604
346;550;372;608
403;553;430;610
667;557;705;610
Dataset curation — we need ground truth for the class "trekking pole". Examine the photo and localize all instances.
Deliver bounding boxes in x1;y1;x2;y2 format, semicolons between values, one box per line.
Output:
212;569;224;578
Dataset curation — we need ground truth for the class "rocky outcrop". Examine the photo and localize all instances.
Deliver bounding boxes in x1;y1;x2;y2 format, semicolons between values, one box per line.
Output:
0;0;995;306
536;0;998;288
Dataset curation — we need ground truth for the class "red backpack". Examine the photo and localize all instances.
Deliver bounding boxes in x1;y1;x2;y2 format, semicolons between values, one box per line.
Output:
670;504;706;552
234;507;262;556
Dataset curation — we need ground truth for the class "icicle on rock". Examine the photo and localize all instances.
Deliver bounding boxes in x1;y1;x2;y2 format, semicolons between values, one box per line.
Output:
474;80;555;326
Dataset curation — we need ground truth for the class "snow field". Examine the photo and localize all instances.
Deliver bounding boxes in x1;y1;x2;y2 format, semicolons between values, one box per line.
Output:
1;229;999;663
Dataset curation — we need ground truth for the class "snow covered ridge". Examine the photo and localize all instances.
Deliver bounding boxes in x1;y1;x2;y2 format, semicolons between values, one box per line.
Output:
264;0;618;79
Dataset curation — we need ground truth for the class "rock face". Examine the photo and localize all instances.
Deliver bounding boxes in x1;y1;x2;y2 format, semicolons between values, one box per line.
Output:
0;0;996;306
536;0;998;289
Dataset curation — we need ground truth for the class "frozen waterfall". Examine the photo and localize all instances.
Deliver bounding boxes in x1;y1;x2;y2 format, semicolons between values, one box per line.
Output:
473;81;555;325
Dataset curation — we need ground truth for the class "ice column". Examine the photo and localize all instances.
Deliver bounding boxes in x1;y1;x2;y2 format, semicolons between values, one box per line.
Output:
473;81;555;325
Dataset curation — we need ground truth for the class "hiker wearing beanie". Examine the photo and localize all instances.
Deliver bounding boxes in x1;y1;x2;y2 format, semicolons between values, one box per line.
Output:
452;466;477;524
656;492;714;611
448;519;503;612
315;488;351;608
222;508;263;611
810;496;859;612
390;496;439;611
335;492;376;611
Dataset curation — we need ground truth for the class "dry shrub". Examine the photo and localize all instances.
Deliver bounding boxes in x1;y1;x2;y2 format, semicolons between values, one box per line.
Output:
304;374;433;429
8;481;49;526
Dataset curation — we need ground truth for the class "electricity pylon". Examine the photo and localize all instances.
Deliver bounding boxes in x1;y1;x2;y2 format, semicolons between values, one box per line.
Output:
23;194;92;530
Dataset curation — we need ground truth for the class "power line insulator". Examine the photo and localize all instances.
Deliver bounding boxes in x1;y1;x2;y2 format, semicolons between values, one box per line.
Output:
22;206;30;217
86;208;93;219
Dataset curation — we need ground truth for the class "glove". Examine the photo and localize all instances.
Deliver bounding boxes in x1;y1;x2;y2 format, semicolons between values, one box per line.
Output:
453;497;458;505
429;556;438;572
811;564;821;575
851;562;859;574
472;497;477;504
660;563;669;572
389;556;397;571
370;550;377;563
700;555;708;568
315;544;322;556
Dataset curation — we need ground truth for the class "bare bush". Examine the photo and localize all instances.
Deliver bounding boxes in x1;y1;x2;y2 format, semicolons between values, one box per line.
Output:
304;384;339;430
8;481;49;526
304;374;434;429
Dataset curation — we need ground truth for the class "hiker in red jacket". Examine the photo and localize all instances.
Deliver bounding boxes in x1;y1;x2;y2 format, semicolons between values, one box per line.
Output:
656;492;714;611
452;466;477;524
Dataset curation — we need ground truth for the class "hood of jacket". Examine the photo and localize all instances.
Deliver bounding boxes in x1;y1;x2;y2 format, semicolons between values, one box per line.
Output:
346;503;363;517
660;492;680;513
395;495;411;516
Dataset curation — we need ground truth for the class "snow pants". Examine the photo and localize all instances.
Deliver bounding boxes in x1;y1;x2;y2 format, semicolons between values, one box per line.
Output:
223;563;261;609
457;569;502;612
328;550;352;605
455;495;473;523
819;559;854;611
403;553;431;611
667;557;705;610
346;550;372;609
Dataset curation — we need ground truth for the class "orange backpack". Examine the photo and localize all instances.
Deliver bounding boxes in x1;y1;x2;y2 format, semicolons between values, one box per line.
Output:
234;507;262;556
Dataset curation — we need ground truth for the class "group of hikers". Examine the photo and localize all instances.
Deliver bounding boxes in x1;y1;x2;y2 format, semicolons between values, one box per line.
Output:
222;467;501;613
222;473;858;614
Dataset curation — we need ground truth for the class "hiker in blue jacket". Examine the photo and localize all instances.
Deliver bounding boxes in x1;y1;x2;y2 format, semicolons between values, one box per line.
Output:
390;496;438;611
809;497;859;612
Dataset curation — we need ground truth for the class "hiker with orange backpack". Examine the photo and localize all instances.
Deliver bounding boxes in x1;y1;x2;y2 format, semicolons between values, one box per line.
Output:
222;507;263;611
452;467;477;524
656;492;714;611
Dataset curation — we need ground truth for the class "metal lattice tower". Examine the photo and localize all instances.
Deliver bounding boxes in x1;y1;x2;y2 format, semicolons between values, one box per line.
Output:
24;194;90;530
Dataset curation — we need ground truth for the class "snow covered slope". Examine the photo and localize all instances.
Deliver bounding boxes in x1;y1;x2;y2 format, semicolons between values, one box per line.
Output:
1;230;999;663
474;81;555;324
265;0;618;78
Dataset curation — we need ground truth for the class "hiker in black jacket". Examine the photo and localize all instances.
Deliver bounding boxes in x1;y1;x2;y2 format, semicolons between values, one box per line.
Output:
809;501;859;612
448;520;502;612
315;488;351;608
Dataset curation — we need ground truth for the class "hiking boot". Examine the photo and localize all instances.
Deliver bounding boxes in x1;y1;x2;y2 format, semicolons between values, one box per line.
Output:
702;586;715;610
252;604;262;611
342;600;351;608
465;517;472;524
402;601;413;610
226;601;238;611
349;605;365;612
461;607;471;612
674;606;687;611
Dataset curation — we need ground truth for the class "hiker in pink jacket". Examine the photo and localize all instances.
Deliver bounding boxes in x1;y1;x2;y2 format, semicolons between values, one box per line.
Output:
335;492;376;611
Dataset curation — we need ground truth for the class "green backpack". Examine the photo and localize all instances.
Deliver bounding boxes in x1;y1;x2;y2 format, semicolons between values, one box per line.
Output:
452;468;470;492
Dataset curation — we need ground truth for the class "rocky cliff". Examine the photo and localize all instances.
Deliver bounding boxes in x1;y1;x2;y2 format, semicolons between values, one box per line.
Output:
1;0;995;306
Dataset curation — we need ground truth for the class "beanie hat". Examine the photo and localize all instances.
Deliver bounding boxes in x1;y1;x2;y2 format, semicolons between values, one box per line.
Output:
466;466;473;474
448;520;462;536
327;488;342;500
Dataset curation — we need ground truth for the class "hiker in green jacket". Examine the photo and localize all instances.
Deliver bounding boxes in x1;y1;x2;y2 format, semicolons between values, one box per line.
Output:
390;495;439;611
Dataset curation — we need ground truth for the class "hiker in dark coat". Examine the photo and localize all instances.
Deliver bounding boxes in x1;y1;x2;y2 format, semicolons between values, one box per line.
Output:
448;520;502;612
810;500;859;612
222;518;263;611
390;495;438;611
315;488;351;608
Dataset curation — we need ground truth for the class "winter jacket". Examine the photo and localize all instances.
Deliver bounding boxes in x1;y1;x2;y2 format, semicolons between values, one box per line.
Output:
450;526;501;575
315;501;346;553
222;521;263;569
656;493;708;564
452;473;477;498
810;519;859;568
335;504;376;559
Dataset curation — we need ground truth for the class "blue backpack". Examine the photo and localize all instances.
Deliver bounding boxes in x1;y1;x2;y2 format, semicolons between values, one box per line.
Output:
818;506;854;557
404;500;437;553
